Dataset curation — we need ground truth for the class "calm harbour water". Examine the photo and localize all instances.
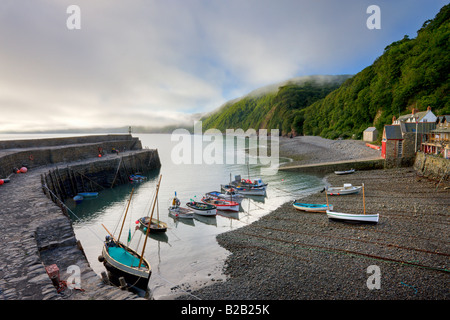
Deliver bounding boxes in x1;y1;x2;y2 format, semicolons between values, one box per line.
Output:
1;133;325;299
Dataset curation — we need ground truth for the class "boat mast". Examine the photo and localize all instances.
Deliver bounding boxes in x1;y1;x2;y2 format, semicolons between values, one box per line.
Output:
118;188;134;242
138;174;162;268
362;183;366;215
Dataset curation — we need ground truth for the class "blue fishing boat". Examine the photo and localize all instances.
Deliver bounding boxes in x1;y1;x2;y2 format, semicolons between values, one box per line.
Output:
77;192;98;198
292;201;333;213
73;195;84;204
99;176;162;290
129;174;147;183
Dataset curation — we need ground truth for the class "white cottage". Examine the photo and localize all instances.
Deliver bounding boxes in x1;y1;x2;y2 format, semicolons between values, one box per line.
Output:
393;106;437;124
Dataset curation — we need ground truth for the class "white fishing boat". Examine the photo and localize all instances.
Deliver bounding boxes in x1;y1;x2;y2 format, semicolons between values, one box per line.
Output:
326;183;361;195
325;183;379;224
168;192;194;219
186;201;217;216
334;168;355;175
221;184;266;196
230;176;268;190
206;190;244;203
325;211;379;223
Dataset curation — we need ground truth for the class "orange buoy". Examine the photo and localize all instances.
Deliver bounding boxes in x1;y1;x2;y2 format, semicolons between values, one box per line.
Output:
20;167;28;173
0;179;4;185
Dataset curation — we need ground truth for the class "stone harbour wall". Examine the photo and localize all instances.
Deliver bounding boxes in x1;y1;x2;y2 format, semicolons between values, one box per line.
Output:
42;149;160;202
0;134;142;178
0;134;137;150
0;135;161;300
414;151;450;181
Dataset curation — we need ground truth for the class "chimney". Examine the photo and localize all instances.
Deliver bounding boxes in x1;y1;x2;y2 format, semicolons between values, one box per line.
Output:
392;115;396;124
427;106;431;111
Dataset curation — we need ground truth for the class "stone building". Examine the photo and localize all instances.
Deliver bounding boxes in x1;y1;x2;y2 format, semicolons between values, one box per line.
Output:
363;127;378;142
381;122;436;161
421;115;450;159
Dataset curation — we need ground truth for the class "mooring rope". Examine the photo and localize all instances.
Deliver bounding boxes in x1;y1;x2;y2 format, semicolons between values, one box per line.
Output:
42;183;104;243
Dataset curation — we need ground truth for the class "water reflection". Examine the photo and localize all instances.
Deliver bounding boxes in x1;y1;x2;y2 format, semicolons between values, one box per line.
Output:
69;134;325;299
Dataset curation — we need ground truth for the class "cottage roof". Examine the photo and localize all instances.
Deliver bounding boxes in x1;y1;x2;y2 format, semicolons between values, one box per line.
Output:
436;115;450;123
364;127;378;132
384;125;402;140
397;108;436;123
401;122;436;134
398;111;426;121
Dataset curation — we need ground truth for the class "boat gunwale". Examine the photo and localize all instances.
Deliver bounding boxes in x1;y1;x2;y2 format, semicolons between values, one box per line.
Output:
293;202;333;212
102;243;151;276
326;210;379;223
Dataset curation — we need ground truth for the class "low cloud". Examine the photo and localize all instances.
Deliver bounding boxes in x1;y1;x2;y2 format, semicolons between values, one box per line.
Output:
0;0;446;132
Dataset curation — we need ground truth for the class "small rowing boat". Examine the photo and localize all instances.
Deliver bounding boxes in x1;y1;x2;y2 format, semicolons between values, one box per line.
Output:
73;195;84;204
325;183;379;224
186;201;217;216
77;192;98;198
168;192;194;219
221;184;266;196
326;211;379;223
334;168;355;175
137;216;168;233
292;201;333;212
326;184;361;195
129;174;147;182
201;197;239;212
205;190;244;203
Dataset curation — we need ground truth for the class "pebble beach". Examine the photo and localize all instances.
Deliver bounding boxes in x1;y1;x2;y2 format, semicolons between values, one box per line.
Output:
177;136;449;300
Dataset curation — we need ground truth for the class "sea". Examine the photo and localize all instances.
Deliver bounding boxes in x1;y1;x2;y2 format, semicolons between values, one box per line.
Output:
0;132;325;299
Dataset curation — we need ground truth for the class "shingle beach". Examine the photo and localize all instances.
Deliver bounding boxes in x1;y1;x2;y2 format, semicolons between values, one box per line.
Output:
177;137;449;300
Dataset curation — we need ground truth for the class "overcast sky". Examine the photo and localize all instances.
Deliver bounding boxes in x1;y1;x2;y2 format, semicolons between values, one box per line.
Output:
0;0;447;132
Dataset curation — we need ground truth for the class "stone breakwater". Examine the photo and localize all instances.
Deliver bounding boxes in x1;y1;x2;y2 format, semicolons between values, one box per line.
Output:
0;135;160;300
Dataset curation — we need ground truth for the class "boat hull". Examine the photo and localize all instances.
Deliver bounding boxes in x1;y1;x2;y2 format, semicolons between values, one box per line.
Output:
138;217;168;232
221;184;266;196
77;192;98;198
168;206;194;219
186;202;217;216
101;244;151;290
334;169;355;175
206;191;244;203
326;210;379;224
129;174;147;182
202;198;240;212
73;195;83;204
293;202;333;212
327;186;361;195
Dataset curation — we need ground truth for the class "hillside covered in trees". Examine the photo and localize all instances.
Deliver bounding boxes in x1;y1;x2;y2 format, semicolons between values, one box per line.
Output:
201;4;449;140
201;75;351;134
